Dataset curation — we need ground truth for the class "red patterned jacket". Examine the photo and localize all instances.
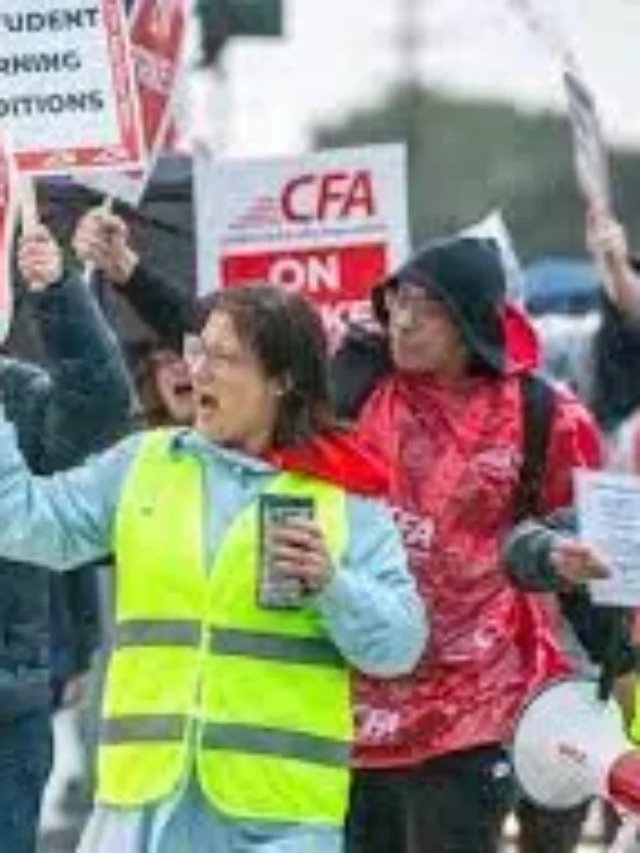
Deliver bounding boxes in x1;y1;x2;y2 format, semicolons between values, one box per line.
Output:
351;339;602;767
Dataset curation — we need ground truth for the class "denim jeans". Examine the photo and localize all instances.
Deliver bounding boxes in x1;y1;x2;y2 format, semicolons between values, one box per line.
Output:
0;709;53;853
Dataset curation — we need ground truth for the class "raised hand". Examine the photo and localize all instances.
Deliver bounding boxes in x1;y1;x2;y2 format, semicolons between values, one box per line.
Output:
73;207;139;286
18;225;63;291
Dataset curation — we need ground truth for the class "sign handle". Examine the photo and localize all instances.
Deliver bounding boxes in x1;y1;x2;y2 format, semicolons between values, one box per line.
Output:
19;175;39;230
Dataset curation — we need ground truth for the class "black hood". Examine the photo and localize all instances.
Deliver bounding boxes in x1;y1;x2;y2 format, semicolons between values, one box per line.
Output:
372;236;508;373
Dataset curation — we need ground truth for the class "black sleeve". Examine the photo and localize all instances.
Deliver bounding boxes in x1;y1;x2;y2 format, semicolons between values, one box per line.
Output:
17;271;132;472
118;264;196;348
63;562;103;674
592;291;640;430
561;592;638;678
49;562;103;686
502;508;577;592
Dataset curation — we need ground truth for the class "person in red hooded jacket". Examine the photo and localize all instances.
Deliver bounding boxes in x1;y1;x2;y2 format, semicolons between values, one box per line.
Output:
331;236;603;853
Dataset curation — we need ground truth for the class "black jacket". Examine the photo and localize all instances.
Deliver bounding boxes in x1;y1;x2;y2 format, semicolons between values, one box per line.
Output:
0;272;131;719
593;293;640;432
120;263;196;349
330;326;391;420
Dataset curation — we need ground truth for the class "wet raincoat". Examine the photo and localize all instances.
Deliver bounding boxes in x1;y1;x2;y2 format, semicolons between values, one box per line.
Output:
333;238;603;767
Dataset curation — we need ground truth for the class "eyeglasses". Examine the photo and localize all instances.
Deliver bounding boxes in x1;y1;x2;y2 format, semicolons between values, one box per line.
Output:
384;288;441;324
183;334;251;374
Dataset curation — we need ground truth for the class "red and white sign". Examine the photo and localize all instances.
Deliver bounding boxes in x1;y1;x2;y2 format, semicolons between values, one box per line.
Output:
0;134;17;342
83;0;187;205
0;0;144;176
507;0;612;212
195;144;409;346
563;67;612;212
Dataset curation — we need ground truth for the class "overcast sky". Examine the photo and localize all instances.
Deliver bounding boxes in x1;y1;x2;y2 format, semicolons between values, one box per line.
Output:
200;0;640;157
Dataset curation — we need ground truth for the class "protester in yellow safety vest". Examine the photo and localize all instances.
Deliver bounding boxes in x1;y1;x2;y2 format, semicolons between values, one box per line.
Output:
0;283;426;853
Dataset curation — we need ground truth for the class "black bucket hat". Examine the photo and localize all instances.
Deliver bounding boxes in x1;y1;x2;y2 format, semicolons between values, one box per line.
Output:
372;236;508;373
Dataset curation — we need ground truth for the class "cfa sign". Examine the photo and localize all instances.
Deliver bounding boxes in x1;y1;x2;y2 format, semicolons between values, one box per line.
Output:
270;254;340;293
281;171;376;224
196;144;409;345
221;245;387;302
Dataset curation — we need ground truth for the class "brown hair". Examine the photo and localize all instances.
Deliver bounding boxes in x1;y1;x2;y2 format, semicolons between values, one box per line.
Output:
131;345;183;429
198;285;339;448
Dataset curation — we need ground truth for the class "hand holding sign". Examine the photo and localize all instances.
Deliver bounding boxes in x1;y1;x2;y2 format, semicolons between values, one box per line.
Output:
586;204;640;316
550;537;609;586
563;67;612;214
586;204;628;268
73;207;139;286
18;225;63;291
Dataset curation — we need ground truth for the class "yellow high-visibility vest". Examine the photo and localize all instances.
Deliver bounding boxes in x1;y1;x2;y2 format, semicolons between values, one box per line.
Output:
97;430;352;825
629;691;640;745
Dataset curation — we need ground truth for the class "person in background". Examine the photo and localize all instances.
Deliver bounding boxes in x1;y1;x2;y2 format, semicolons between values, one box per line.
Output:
0;284;426;853
536;204;640;436
502;508;639;850
502;511;637;722
534;205;640;851
0;224;131;853
49;563;102;713
331;235;601;853
72;207;196;427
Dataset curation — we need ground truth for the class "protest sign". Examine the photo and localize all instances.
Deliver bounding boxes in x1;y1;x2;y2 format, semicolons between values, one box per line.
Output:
462;210;525;302
563;67;612;211
0;133;17;342
576;469;640;607
83;0;187;205
505;0;574;65
0;0;144;175
195;144;409;347
507;0;612;212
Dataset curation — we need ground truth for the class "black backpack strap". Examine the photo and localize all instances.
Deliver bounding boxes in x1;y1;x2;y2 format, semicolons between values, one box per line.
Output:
513;373;556;522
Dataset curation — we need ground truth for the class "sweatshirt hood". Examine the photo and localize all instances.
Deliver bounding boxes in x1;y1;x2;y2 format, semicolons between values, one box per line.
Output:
372;236;540;374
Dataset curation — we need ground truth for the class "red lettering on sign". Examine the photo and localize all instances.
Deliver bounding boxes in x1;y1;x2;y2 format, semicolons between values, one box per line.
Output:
221;243;387;303
280;170;376;223
281;173;314;222
343;170;376;218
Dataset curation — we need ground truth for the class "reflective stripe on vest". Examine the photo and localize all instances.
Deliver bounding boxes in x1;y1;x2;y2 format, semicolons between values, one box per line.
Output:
113;620;345;667
101;715;349;767
99;429;352;824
